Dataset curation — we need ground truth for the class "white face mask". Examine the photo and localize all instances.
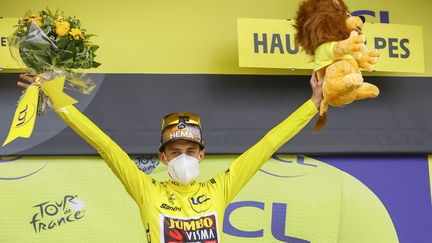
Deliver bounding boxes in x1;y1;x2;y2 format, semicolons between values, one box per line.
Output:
166;154;200;184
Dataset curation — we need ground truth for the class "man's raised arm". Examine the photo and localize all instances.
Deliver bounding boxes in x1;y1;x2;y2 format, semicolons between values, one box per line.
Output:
18;74;150;204
214;72;323;204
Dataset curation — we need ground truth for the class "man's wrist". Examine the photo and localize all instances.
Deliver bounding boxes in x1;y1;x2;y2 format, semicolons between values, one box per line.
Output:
310;96;321;110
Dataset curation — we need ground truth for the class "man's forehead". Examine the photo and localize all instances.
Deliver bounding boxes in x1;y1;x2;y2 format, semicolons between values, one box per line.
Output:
165;140;201;150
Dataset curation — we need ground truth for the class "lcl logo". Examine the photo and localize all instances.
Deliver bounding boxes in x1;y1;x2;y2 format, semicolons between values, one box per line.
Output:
189;195;211;213
352;10;390;23
16;104;33;127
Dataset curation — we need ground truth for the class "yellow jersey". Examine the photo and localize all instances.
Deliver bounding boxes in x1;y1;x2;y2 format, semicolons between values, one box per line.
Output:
53;99;317;243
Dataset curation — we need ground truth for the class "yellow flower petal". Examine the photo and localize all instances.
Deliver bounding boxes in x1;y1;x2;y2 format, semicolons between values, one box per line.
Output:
55;21;70;36
69;28;83;40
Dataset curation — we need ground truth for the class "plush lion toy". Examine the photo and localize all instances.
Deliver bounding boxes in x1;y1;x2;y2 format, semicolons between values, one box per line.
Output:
294;0;380;132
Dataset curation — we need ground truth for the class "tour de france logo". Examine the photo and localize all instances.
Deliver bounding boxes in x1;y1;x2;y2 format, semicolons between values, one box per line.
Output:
130;154;160;174
30;195;85;233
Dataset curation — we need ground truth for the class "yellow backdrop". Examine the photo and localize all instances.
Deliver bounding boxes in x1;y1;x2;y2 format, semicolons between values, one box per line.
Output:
0;0;431;76
0;155;398;242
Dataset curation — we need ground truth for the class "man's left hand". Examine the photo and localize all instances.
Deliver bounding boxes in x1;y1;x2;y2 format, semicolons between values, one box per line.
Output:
310;71;324;109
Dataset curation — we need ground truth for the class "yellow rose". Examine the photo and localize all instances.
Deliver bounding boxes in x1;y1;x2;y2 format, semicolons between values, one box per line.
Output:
24;16;43;27
69;28;84;40
33;17;43;27
55;20;70;36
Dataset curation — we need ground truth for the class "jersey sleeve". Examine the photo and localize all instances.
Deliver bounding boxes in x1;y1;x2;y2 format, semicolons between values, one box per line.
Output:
54;104;151;205
214;99;318;204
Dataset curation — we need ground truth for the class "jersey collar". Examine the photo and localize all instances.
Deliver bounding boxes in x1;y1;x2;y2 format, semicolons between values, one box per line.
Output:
167;180;200;193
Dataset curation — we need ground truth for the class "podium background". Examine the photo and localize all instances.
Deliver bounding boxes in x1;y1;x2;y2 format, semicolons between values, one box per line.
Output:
2;155;429;242
1;0;432;242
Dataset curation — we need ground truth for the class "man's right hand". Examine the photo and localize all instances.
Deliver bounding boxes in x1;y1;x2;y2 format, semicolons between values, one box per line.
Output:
18;74;46;89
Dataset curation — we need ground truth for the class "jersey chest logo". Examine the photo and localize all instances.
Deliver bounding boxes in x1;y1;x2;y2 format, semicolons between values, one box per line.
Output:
160;213;219;243
189;194;212;213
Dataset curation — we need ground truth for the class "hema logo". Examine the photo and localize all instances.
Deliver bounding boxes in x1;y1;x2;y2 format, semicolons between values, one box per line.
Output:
0;156;47;180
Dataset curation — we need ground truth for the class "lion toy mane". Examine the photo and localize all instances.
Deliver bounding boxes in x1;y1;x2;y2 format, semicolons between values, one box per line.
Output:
294;0;380;132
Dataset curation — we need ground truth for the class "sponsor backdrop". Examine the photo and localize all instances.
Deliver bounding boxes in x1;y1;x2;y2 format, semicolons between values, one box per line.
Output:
1;155;431;242
0;0;431;76
1;1;431;243
0;0;431;155
237;19;424;73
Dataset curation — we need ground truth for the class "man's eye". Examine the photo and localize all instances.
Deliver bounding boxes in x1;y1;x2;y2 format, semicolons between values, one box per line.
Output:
187;151;195;156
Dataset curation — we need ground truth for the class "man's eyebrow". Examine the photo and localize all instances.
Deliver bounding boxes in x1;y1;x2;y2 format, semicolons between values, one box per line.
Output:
168;148;181;151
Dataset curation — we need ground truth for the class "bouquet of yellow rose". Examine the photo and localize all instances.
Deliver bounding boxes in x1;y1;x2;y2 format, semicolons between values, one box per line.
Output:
9;8;100;96
2;8;100;146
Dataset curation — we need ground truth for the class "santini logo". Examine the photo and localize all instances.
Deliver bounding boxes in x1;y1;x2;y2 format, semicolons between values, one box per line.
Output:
160;203;182;212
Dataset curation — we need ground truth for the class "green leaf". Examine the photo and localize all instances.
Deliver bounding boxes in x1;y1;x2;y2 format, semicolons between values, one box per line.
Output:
92;61;101;68
90;45;99;52
59;56;74;65
59;50;74;62
65;41;77;55
56;36;71;49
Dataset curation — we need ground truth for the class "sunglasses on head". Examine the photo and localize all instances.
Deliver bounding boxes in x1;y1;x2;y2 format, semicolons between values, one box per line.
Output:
162;112;201;130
